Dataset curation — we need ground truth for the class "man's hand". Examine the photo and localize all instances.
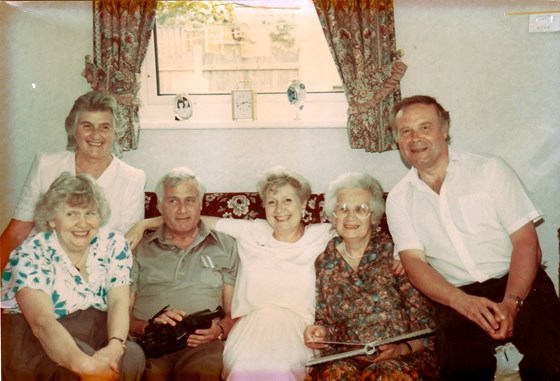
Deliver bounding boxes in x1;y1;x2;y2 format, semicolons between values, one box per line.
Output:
152;309;186;326
186;322;221;347
492;298;519;339
450;293;508;338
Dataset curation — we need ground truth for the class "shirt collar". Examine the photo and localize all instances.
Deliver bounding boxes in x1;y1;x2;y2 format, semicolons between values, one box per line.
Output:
144;219;217;249
402;146;460;190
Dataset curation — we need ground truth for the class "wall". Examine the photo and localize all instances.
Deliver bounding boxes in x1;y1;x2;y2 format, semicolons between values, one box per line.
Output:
1;0;558;290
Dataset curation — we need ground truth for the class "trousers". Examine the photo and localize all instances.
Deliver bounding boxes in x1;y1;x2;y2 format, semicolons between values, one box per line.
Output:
1;308;145;381
435;268;560;381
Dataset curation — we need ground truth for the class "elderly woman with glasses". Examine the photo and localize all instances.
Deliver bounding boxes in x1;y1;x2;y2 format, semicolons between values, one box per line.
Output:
304;173;439;380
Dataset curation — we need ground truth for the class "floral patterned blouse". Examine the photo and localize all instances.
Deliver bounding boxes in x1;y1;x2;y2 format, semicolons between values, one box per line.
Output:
312;230;439;380
1;228;132;318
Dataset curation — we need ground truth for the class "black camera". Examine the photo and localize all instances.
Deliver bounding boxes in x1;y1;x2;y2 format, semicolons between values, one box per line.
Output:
137;306;225;358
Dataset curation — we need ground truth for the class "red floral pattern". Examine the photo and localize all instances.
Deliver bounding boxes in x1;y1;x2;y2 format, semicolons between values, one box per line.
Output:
144;191;327;224
144;192;390;234
313;0;405;153
82;0;157;151
310;233;439;380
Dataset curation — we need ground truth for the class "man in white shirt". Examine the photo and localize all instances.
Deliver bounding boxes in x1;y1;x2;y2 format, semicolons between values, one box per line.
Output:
386;95;560;381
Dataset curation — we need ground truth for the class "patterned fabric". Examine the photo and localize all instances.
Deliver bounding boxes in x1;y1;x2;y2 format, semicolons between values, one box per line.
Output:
313;0;406;153
1;228;132;318
144;191;390;235
82;0;157;151
310;232;439;380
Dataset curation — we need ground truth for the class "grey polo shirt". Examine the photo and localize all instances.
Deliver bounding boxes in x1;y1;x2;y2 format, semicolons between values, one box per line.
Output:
131;221;239;321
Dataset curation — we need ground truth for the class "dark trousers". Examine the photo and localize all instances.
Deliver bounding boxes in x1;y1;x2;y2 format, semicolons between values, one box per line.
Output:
435;268;560;381
142;340;224;381
1;308;145;381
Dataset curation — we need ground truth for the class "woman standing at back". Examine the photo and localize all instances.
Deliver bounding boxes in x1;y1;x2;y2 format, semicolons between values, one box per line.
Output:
0;91;146;270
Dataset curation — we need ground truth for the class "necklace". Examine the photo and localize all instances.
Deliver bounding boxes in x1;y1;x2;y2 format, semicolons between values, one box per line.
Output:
72;251;88;272
339;243;363;259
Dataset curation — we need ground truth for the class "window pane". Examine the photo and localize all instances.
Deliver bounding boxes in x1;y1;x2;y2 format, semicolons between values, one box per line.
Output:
154;0;342;95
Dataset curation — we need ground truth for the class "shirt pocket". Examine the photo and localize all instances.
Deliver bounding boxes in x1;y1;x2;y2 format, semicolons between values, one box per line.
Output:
458;192;497;234
198;255;226;289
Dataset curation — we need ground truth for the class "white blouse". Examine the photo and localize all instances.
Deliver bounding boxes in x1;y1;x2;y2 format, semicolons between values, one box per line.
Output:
14;151;146;235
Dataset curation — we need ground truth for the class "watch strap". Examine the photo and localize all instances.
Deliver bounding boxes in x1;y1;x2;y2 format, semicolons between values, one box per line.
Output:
506;294;524;309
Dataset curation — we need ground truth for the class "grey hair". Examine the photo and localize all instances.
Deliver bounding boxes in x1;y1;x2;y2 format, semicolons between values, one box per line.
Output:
389;95;451;144
155;167;206;204
33;172;110;231
256;166;312;204
65;91;126;157
324;172;385;226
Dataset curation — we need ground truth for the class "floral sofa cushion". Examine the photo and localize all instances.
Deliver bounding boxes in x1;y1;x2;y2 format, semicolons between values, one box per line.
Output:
144;191;389;234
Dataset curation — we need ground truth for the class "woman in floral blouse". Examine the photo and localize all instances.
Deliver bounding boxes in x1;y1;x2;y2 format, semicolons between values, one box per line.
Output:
304;173;439;381
1;172;144;381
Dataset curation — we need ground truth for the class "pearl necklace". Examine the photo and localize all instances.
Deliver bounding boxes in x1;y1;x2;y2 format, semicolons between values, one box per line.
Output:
339;243;364;260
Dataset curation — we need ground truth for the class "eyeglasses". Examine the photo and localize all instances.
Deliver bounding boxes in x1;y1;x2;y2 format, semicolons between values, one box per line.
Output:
332;203;371;219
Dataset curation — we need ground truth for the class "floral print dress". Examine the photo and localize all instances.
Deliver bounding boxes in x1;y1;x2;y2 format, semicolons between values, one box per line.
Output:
310;230;439;381
1;228;132;317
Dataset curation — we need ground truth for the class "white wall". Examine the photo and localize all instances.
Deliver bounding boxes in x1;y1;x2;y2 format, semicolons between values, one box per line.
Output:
1;0;558;291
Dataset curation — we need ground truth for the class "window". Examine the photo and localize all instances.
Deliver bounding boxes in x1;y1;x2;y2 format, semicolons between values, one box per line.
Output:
139;0;348;129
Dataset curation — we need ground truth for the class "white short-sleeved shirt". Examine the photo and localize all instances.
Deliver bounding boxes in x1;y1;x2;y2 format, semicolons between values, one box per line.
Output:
14;151;146;234
215;219;334;322
386;148;542;287
1;228;132;318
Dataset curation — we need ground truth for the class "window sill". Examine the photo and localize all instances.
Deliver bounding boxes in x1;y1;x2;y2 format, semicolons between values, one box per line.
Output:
139;118;347;130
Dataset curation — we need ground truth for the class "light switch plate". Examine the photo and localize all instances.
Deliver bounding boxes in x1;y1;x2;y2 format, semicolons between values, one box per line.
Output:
528;13;560;33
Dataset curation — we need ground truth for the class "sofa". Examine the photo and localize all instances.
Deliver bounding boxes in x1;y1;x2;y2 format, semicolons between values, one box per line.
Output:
144;191;391;235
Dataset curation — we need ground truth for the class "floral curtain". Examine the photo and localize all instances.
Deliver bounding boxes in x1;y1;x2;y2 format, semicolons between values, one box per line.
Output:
313;0;406;152
82;0;157;151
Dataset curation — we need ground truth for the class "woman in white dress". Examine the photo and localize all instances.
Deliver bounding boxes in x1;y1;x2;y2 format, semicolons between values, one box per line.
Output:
202;167;335;381
0;91;146;271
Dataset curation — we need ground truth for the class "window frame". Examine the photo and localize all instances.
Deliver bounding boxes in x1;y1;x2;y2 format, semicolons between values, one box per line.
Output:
139;21;349;130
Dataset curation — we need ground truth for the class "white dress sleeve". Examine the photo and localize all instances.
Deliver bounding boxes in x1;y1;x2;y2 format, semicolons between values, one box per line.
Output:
215;218;252;239
96;157;146;234
109;164;146;234
13;152;74;222
12;153;44;222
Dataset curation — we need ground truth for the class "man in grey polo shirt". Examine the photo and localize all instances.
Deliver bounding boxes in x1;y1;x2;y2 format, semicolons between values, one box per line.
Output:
129;167;239;381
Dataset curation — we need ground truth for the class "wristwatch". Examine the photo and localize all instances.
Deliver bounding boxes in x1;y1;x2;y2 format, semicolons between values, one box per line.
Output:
217;324;224;341
506;294;524;309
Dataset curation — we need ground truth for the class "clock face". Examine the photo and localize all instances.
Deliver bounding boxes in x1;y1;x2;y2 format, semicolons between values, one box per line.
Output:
232;90;255;120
